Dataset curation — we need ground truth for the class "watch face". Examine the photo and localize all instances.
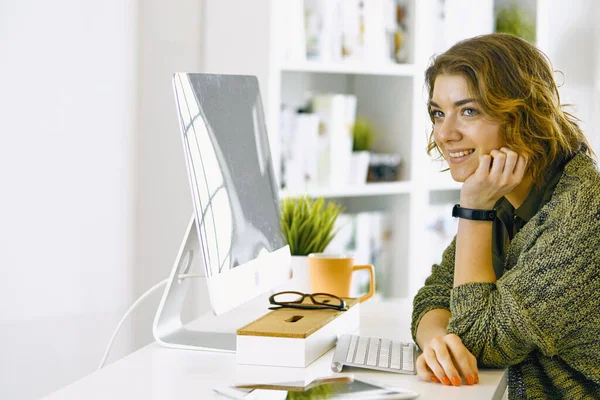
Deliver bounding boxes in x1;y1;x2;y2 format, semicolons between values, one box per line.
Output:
452;204;460;218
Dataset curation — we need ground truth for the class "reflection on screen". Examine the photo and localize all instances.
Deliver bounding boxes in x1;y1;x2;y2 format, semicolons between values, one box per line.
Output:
173;73;284;278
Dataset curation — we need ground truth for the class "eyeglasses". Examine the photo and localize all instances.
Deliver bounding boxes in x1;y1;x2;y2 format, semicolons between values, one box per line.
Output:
268;291;347;311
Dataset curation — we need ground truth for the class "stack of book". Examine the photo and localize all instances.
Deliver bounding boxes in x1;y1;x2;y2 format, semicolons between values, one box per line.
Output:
280;0;409;64
280;94;358;191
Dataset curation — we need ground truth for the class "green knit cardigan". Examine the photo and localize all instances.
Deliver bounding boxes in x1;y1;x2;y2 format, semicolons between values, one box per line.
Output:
411;153;600;399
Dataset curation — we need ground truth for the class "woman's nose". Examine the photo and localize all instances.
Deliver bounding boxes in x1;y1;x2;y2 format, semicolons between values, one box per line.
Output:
436;114;460;143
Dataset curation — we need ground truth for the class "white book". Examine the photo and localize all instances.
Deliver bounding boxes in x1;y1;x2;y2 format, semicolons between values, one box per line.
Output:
362;0;390;63
282;111;320;192
305;0;343;61
275;0;306;62
296;113;320;189
281;106;301;190
312;94;355;188
342;94;358;185
344;95;358;135
340;0;362;61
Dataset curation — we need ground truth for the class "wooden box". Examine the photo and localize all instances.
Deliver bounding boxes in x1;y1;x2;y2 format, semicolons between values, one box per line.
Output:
236;298;360;367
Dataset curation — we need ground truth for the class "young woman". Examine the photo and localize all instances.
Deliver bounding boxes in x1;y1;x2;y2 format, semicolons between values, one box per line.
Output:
411;33;600;398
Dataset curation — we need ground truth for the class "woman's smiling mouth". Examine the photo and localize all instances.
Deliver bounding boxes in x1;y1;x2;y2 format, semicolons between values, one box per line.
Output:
447;148;475;163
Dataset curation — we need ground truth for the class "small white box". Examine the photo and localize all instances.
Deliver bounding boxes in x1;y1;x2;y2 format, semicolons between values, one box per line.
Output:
236;299;360;367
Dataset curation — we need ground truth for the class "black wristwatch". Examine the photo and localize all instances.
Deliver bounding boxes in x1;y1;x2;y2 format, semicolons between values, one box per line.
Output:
452;204;496;221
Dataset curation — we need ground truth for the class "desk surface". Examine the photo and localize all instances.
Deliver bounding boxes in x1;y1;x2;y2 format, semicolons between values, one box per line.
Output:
45;298;506;400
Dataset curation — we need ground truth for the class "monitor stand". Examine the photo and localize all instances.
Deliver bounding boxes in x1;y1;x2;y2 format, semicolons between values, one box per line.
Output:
153;215;236;353
153;214;291;352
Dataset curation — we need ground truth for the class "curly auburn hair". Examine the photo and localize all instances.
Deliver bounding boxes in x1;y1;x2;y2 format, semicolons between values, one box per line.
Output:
425;33;593;187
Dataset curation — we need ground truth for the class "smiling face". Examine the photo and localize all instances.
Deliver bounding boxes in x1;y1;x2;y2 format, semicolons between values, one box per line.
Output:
429;74;504;182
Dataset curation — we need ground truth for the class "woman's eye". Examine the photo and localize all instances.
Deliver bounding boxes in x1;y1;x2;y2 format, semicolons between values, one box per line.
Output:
462;108;478;116
430;110;443;119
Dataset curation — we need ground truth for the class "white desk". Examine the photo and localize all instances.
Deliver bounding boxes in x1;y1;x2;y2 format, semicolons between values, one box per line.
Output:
44;299;506;399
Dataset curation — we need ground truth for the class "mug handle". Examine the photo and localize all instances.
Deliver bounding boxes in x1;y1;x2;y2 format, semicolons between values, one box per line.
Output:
351;264;375;303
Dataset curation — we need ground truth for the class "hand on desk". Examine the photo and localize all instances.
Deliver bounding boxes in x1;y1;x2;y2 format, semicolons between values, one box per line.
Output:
416;333;479;386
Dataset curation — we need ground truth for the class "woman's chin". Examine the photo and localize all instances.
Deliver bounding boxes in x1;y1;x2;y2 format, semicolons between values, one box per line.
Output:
449;169;469;183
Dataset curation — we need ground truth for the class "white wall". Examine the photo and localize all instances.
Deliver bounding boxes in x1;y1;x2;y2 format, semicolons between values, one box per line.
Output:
0;0;206;398
0;1;138;399
542;0;600;152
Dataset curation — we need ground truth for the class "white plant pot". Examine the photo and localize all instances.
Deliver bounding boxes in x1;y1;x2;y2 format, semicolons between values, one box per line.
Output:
276;256;312;293
348;151;370;185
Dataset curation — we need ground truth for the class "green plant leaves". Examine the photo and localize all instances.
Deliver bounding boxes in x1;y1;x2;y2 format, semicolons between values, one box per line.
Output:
352;117;376;152
495;4;535;43
280;196;344;256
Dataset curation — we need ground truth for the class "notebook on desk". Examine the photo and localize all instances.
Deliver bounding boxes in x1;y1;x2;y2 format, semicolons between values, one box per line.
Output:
332;334;417;375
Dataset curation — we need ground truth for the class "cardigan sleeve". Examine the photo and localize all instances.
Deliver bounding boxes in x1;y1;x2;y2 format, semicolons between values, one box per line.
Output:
411;237;456;343
447;185;600;368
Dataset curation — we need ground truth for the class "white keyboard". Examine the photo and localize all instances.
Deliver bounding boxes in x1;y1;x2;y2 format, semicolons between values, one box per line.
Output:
331;334;417;375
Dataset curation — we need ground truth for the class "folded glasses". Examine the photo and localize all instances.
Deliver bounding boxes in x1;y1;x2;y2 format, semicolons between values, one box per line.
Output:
268;291;347;311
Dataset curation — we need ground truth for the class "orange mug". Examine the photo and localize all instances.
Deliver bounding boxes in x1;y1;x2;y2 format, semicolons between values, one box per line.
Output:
308;253;375;303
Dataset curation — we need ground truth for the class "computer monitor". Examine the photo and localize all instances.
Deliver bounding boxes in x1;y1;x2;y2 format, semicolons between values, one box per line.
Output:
153;73;291;352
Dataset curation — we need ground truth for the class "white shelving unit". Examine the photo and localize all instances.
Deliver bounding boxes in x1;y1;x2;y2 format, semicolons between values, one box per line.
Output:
201;0;545;299
280;181;413;199
280;61;417;77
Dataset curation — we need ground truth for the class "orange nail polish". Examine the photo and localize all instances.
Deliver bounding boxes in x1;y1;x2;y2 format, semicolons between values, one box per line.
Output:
467;375;475;385
451;376;461;386
442;376;451;386
475;373;480;384
431;376;440;383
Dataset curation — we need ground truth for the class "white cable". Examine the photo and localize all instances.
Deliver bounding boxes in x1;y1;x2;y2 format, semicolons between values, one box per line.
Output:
97;273;204;371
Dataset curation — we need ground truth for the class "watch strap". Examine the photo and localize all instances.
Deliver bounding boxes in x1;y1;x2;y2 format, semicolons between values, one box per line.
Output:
452;204;496;221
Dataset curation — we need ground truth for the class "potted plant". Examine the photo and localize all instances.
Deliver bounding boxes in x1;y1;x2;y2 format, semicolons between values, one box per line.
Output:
279;196;344;292
350;117;376;185
495;3;535;43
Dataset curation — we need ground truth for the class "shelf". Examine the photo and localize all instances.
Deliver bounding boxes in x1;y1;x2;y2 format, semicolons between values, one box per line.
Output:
279;61;417;77
280;181;413;199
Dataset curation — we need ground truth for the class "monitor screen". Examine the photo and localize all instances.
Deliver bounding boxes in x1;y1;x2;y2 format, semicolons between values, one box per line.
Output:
172;73;290;315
